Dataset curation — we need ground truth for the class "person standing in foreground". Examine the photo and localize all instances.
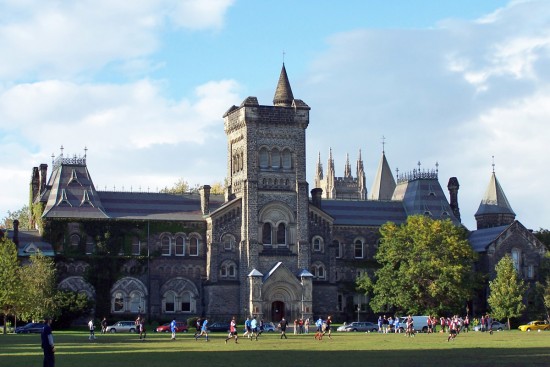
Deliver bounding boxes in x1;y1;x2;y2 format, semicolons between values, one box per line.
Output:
279;317;288;339
170;318;177;340
225;316;239;344
41;317;55;367
88;319;96;340
101;317;108;334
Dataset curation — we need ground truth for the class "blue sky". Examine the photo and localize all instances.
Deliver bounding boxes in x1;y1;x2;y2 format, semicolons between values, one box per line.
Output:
2;0;549;231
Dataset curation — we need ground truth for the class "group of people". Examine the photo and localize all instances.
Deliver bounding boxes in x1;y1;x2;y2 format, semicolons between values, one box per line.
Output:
314;316;332;340
292;318;310;334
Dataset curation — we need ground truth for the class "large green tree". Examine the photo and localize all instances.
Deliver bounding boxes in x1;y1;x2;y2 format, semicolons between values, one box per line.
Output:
360;215;479;315
488;255;526;329
0;236;21;334
18;252;58;321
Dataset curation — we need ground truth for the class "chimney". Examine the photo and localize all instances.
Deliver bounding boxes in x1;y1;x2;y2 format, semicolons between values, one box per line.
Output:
199;185;211;215
447;177;461;223
13;219;19;246
39;164;48;195
31;167;40;202
311;188;323;208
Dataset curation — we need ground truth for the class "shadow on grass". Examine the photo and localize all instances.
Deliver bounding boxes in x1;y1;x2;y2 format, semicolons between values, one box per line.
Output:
2;347;550;367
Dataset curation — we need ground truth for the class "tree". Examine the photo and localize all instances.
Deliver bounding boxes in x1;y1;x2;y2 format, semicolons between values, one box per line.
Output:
18;252;58;321
1;205;30;230
488;255;526;330
361;215;479;315
0;236;21;334
534;228;550;251
160;178;226;195
54;290;94;328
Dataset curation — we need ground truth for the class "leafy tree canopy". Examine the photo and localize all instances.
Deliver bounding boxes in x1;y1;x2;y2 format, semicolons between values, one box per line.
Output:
1;205;30;230
488;255;526;329
160;178;225;195
361;215;479;316
0;236;20;334
18;252;58;321
534;228;550;251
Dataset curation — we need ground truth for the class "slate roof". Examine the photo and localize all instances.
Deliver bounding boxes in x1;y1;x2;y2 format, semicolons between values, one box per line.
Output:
475;172;515;216
468;224;510;252
321;199;407;226
41;159;224;221
370;152;396;201
6;229;55;257
273;63;294;107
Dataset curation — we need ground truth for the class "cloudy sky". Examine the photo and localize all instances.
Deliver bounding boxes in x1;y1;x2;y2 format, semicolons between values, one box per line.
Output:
2;0;549;231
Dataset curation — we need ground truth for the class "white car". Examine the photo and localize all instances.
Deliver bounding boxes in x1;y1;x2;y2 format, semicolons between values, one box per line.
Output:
106;321;137;333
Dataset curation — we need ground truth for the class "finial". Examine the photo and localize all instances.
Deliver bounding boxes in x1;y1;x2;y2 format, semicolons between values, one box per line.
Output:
51;153;54;165
417;161;421;171
382;135;386;154
492;155;495;173
84;146;88;158
60;145;64;157
283;50;286;64
396;167;399;179
435;161;439;174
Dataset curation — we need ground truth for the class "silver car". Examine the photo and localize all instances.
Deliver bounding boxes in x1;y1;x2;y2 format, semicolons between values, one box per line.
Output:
106;321;137;333
340;321;378;332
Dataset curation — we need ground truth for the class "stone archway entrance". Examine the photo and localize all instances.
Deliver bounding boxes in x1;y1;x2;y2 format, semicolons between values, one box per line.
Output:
271;301;285;322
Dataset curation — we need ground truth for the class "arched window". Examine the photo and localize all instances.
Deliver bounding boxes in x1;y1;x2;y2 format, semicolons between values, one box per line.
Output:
175;236;185;256
129;291;144;313
271;149;281;169
164;291;176;312
222;234;235;250
318;265;325;279
312;236;323;252
282;149;292;169
333;240;341;258
229;264;236;277
277;223;286;245
354;239;364;259
262;223;272;245
161;236;171;256
114;292;124;312
181;292;192;312
259;148;269;168
131;236;140;255
70;234;80;246
189;237;199;256
511;249;520;272
221;265;227;277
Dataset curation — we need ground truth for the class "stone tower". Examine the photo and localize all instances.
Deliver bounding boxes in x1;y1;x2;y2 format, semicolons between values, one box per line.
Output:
222;64;312;321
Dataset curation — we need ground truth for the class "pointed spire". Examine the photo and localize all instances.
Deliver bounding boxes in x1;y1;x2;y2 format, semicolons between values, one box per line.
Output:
314;152;323;188
344;153;351;178
370;151;396;201
273;63;294;107
356;149;364;175
475;171;515;216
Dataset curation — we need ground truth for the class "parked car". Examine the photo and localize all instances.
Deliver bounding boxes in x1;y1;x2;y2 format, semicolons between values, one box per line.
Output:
207;322;230;332
262;322;276;332
491;321;508;331
399;316;430;333
339;321;378;332
15;322;46;334
106;321;137;333
518;320;550;332
155;321;188;333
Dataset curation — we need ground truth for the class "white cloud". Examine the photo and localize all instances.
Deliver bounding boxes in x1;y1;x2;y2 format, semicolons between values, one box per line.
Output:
0;0;234;79
302;0;550;230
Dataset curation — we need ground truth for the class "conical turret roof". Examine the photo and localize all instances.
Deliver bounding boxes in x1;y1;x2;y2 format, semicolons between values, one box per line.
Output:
370;152;396;200
475;172;515;216
273;63;294;107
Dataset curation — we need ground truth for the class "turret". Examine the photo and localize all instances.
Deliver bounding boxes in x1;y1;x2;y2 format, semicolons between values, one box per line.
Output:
447;177;461;223
475;171;515;229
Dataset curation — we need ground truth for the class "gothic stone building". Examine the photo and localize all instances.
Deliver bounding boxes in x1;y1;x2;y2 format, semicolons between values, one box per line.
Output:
15;65;546;322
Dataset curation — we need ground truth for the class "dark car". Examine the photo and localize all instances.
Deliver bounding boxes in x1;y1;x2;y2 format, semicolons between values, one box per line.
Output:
15;322;46;334
156;321;188;333
207;322;230;332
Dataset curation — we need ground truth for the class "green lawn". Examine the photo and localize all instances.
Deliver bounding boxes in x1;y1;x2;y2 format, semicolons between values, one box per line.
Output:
1;330;549;367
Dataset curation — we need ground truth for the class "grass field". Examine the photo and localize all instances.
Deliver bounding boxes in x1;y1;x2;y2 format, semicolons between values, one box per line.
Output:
1;329;549;367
